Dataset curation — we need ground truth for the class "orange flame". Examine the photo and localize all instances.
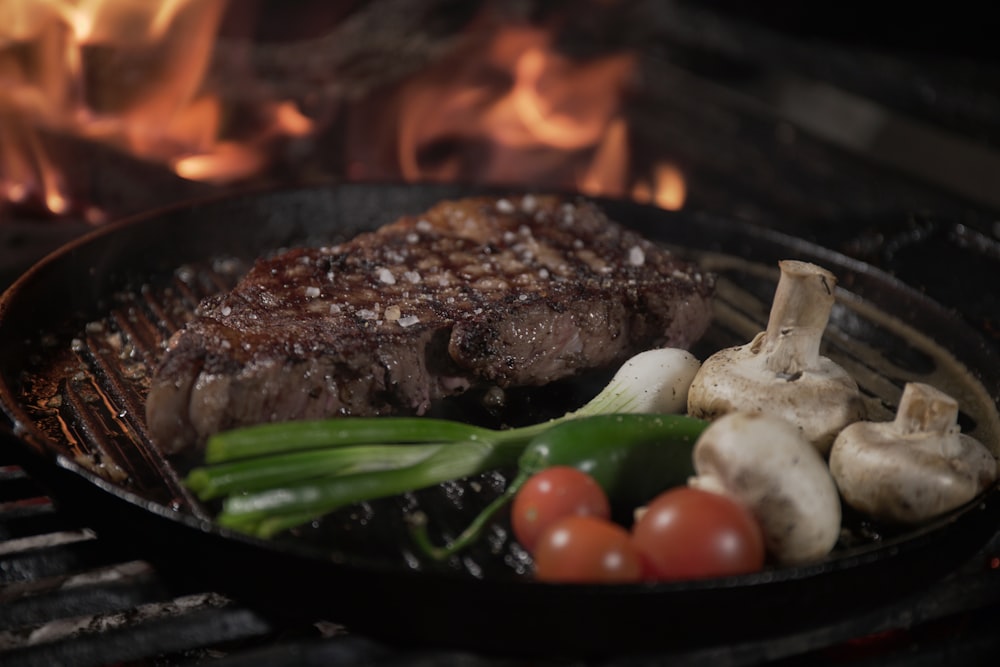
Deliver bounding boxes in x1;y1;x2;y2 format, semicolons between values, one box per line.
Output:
0;0;317;217
378;24;685;210
1;6;684;220
632;163;687;211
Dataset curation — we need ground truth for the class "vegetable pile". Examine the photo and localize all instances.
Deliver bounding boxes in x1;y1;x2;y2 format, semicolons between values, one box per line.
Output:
186;347;701;539
183;259;1000;584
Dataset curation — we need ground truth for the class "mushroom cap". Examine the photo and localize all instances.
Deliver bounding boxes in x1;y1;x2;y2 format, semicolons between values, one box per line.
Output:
689;411;842;564
687;337;865;454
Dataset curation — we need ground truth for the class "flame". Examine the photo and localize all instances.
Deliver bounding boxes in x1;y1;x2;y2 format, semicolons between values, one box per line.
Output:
0;0;317;218
1;5;684;220
511;46;633;150
632;163;687;211
369;23;686;210
171;101;313;183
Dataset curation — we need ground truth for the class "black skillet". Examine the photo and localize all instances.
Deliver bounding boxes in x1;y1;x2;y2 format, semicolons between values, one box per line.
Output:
1;183;999;658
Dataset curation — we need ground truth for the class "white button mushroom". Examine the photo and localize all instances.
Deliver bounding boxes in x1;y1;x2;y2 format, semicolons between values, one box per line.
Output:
687;260;865;454
689;411;842;564
829;382;998;524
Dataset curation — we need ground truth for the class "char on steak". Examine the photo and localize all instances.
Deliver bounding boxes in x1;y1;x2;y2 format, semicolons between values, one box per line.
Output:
146;195;715;453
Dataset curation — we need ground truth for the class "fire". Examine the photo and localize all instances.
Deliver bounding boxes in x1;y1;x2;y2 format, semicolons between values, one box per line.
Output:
1;0;221;216
172;101;314;184
1;4;685;220
0;0;313;217
632;163;687;211
355;23;686;211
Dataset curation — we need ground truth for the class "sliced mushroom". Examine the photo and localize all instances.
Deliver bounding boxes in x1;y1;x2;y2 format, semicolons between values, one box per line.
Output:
689;411;842;564
687;260;865;454
829;382;998;524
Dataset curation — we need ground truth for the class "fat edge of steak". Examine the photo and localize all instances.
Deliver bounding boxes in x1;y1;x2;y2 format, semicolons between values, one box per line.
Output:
146;195;716;454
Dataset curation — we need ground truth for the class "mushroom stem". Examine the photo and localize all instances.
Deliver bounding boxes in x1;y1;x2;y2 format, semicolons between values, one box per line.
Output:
762;260;837;376
894;382;959;437
686;259;862;453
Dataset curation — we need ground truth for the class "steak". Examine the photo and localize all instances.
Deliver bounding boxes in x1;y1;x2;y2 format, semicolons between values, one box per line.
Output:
146;195;715;453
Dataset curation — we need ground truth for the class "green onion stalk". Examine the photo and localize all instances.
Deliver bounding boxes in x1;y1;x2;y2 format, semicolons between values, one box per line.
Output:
184;347;701;538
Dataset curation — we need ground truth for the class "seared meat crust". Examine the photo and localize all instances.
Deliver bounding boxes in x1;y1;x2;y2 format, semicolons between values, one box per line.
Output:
146;195;715;453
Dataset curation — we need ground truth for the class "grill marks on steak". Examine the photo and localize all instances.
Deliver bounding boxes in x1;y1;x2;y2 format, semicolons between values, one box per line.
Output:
146;195;715;453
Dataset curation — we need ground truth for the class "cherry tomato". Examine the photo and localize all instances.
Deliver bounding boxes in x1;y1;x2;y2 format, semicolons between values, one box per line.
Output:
532;515;642;583
631;486;765;581
511;466;610;553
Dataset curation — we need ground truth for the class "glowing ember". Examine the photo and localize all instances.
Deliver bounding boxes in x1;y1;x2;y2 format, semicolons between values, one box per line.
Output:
173;142;265;184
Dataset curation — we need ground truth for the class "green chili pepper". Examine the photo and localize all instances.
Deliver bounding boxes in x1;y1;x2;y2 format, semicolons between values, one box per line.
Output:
409;413;708;559
186;347;703;539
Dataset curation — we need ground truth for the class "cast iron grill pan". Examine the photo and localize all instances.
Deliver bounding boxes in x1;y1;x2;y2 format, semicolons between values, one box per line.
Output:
1;184;998;657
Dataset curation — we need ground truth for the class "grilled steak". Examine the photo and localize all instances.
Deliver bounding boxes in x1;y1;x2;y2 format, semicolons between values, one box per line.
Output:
146;195;715;453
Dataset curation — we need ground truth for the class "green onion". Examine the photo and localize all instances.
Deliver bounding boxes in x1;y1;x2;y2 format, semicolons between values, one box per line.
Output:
203;417;498;463
187;444;444;500
216;439;523;538
184;347;702;539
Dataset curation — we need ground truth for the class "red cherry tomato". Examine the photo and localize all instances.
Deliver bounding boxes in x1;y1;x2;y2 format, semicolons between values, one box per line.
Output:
511;466;610;554
632;486;765;581
532;515;643;584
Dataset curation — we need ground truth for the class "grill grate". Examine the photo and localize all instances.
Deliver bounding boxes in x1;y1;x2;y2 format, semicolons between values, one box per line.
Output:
2;452;1000;667
0;456;536;667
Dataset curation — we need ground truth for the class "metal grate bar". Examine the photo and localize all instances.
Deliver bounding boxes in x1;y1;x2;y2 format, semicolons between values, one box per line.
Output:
0;538;130;586
0;466;283;667
1;604;272;667
0;571;167;634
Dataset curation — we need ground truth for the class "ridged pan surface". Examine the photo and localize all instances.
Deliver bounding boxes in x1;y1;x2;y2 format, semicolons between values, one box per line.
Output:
1;184;998;656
